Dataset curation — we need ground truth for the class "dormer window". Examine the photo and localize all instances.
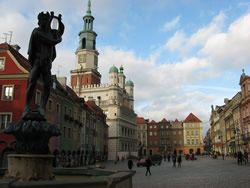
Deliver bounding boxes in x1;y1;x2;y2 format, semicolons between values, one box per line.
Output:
0;57;5;70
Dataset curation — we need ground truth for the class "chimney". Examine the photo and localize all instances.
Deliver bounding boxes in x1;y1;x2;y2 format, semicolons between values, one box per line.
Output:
224;98;229;105
11;44;21;52
58;76;67;89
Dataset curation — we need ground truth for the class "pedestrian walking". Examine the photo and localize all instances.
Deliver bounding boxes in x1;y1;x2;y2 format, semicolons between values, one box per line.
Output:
237;150;243;165
145;157;152;176
128;159;134;170
243;151;248;164
191;153;195;161
172;155;176;167
177;155;182;167
167;154;171;162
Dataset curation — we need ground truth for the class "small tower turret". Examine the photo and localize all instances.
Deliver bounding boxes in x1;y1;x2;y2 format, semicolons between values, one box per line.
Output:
109;65;119;86
118;65;126;89
125;80;134;109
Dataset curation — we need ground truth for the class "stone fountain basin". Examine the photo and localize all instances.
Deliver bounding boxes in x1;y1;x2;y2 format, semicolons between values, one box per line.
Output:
0;167;135;188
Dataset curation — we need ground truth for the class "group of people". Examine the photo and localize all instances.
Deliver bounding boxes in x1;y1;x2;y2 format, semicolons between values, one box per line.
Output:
237;150;249;165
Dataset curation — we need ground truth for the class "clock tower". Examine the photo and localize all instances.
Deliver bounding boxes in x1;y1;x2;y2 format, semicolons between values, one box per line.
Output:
71;0;101;89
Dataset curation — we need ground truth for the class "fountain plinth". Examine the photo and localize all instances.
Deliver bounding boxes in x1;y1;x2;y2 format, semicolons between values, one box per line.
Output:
3;110;61;181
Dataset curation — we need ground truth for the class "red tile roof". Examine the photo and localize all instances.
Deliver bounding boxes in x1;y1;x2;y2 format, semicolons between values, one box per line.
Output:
161;118;168;122
174;119;179;122
0;43;31;71
149;120;157;124
184;113;202;123
136;117;147;123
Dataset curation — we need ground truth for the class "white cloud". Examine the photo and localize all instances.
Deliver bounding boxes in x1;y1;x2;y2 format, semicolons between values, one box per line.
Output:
162;16;180;32
200;13;250;70
165;12;225;55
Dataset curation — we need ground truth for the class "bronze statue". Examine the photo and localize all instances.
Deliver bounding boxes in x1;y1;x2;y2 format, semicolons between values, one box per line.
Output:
22;11;64;119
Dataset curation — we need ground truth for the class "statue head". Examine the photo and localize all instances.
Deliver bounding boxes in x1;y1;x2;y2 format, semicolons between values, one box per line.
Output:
37;12;50;29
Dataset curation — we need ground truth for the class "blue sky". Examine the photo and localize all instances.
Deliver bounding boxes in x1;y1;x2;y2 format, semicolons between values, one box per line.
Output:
1;0;250;136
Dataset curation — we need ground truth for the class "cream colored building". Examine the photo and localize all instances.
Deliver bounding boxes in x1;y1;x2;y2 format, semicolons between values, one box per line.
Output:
136;117;148;156
70;1;137;160
183;113;204;154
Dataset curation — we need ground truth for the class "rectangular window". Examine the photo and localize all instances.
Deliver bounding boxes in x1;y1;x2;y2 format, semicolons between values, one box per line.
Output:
191;131;194;135
178;131;182;135
187;131;189;135
154;140;157;145
150;141;152;146
68;128;71;138
150;126;152;129
143;133;145;138
35;90;41;105
173;140;176;145
48;99;53;111
0;57;5;70
69;108;72;117
173;131;176;135
179;140;182;145
196;130;199;135
2;85;14;100
161;126;163;129
196;139;199;144
154;131;157;136
154;125;157;128
64;106;67;115
187;139;190;145
149;132;152;136
0;113;11;130
63;127;66;138
192;139;194;145
56;103;60;114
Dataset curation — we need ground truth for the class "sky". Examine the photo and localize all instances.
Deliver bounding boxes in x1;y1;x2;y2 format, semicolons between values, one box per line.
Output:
1;0;250;137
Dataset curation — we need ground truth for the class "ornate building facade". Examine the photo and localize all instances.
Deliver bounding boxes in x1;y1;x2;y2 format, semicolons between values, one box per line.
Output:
70;0;137;160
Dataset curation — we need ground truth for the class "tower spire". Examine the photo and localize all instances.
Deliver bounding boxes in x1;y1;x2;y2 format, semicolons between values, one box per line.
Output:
86;0;91;15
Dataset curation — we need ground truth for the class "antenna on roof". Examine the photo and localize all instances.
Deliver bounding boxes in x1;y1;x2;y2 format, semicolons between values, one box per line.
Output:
8;31;13;44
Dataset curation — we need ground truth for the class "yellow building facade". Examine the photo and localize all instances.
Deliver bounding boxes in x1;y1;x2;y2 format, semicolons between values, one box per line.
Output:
183;113;204;154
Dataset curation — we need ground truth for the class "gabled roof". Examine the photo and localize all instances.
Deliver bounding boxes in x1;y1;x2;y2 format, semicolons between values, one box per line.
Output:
136;117;147;124
174;119;179;122
0;43;31;71
161;118;168;122
184;113;202;123
85;100;106;120
149;120;157;124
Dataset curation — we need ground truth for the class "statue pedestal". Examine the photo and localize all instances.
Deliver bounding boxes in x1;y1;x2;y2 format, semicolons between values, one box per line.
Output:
4;154;54;181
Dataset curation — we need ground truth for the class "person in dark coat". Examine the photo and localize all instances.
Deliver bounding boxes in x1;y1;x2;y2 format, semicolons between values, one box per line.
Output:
177;155;182;167
172;155;176;167
243;151;248;164
237;150;243;165
128;159;134;170
145;157;152;176
167;154;171;162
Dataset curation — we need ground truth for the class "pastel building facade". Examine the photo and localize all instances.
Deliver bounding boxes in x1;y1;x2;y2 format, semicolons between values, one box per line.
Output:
70;1;137;160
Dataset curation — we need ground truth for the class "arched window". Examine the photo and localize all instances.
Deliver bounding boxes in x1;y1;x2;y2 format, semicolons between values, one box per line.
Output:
82;38;86;49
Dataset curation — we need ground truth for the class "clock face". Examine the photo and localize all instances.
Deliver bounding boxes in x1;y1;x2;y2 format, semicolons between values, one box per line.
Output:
87;35;93;40
78;54;86;64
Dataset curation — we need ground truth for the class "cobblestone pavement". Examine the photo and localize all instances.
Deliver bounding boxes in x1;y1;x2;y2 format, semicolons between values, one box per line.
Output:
101;156;250;188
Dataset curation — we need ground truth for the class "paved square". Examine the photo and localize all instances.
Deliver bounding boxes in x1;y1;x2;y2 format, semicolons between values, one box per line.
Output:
102;156;250;188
